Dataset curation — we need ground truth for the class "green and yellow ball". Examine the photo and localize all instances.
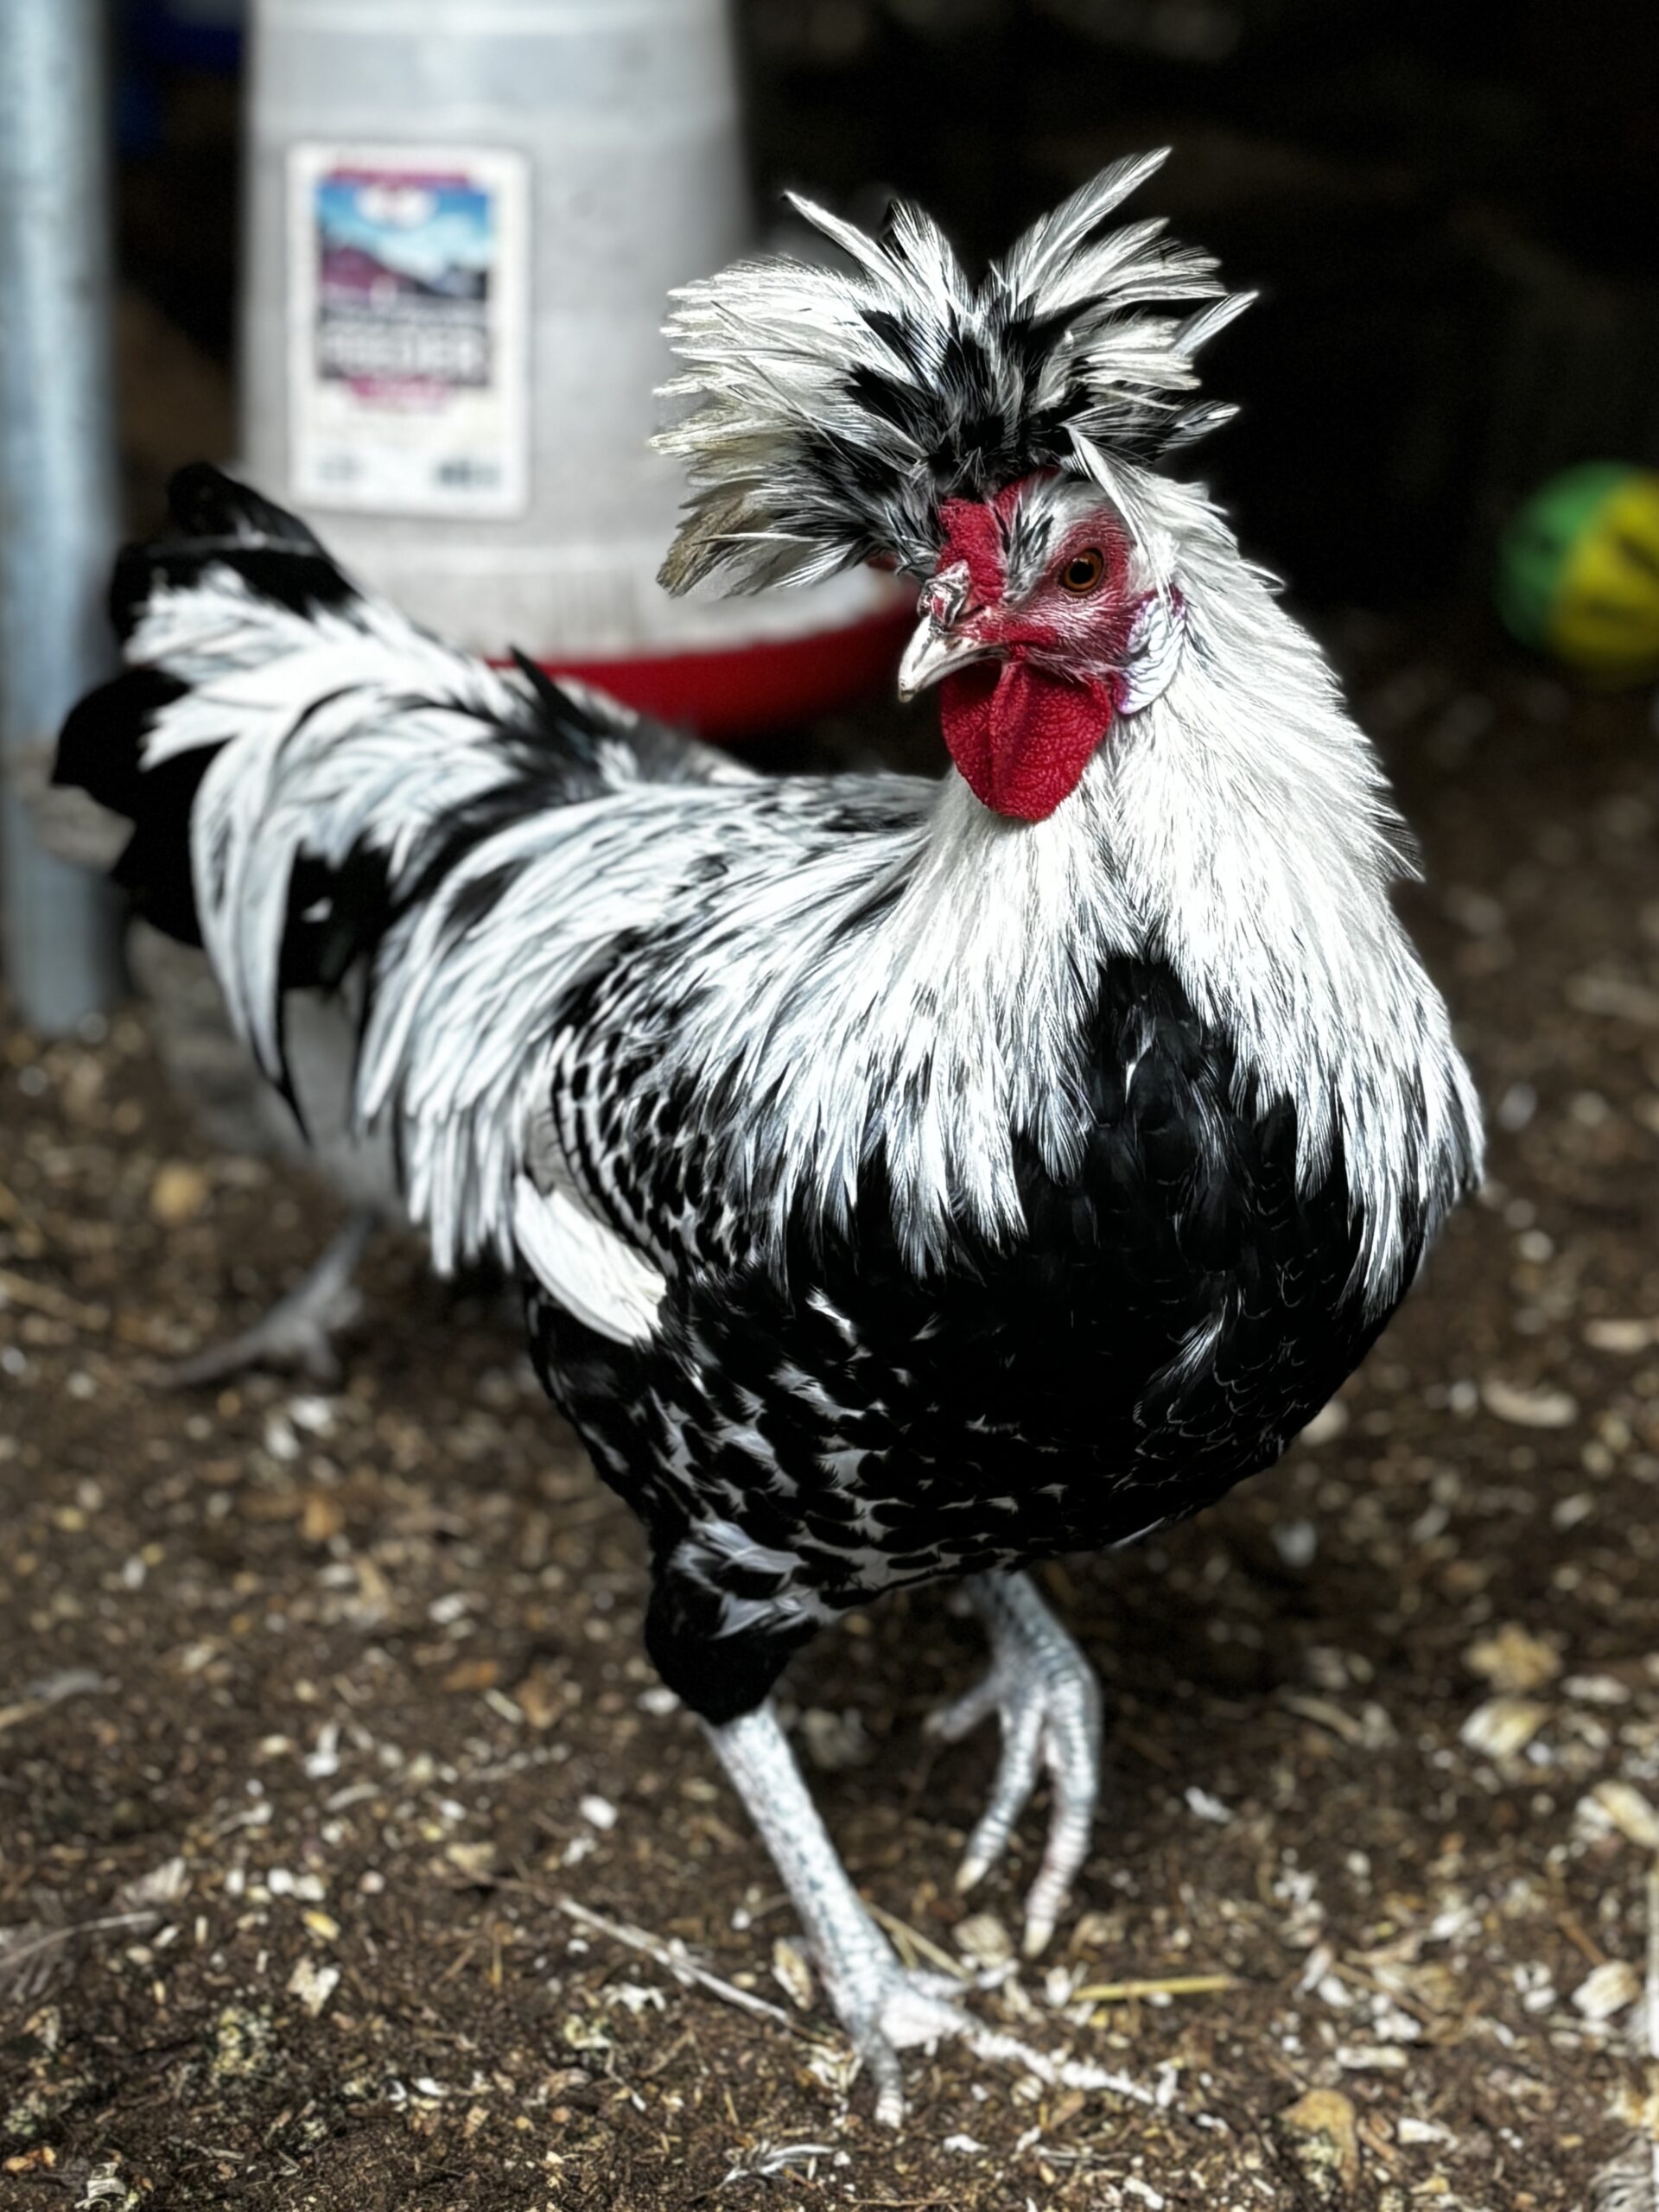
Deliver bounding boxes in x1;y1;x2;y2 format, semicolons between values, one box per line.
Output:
1496;463;1659;684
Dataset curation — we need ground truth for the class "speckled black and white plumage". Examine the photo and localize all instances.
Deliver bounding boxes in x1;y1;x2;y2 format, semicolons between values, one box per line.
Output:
535;953;1398;1726
58;156;1483;2117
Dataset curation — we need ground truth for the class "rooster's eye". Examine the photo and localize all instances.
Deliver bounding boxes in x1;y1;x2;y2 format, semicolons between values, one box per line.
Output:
1059;549;1105;594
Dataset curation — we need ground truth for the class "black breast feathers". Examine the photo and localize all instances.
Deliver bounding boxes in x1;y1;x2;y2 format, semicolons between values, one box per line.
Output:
529;957;1412;1725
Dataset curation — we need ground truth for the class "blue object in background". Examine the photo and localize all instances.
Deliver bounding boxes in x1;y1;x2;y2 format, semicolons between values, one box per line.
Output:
127;0;246;72
118;0;246;155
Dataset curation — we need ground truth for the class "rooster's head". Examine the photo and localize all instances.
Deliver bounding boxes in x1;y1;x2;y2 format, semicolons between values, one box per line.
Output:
657;149;1252;823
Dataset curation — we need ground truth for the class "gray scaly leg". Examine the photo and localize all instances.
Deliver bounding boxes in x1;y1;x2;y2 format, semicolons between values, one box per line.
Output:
925;1570;1103;1955
705;1701;973;2125
162;1210;374;1389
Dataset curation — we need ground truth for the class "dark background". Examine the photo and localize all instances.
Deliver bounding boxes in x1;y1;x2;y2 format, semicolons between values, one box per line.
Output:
117;0;1659;613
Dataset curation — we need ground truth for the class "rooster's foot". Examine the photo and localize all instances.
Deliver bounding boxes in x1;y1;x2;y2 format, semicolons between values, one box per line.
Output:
161;1211;373;1389
926;1570;1103;1955
817;1932;979;2127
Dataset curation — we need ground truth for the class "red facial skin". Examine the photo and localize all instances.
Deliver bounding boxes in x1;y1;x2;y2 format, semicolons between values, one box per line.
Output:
931;485;1135;823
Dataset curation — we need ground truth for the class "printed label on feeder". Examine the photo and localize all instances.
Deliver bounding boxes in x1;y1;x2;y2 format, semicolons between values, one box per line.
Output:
288;144;529;518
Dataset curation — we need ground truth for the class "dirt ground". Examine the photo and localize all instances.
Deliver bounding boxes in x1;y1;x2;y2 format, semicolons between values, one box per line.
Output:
4;635;1659;2211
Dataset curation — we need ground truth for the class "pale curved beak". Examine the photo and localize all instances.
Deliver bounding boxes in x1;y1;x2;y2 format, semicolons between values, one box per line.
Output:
897;613;995;701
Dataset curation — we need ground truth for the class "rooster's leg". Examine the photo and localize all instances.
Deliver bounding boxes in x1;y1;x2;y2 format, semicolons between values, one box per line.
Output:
926;1570;1102;1955
161;1210;374;1389
707;1701;974;2125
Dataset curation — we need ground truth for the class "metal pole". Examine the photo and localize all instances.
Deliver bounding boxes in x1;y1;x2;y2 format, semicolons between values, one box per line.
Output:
0;0;124;1033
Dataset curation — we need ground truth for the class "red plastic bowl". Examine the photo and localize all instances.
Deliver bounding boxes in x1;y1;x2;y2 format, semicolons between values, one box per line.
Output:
516;598;912;740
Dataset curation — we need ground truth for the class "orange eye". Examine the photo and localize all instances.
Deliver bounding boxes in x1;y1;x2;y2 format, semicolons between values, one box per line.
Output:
1059;548;1105;594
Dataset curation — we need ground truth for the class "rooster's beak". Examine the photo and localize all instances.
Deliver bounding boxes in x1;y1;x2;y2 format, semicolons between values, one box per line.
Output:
897;613;995;701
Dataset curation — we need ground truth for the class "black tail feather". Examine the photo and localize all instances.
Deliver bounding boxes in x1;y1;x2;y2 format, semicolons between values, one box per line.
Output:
109;466;360;645
54;467;362;947
53;463;689;1019
54;666;207;944
165;461;327;553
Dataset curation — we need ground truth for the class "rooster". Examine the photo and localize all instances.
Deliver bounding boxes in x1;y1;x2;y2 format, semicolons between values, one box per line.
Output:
56;150;1481;2121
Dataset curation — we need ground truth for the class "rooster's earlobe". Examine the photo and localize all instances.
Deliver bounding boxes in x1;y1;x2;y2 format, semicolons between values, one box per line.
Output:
1116;590;1186;716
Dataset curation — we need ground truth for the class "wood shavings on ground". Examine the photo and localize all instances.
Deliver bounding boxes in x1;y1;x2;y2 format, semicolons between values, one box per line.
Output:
555;1895;801;2031
1590;1859;1659;2209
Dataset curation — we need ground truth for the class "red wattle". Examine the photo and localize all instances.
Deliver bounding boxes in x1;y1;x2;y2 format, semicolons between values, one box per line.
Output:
939;663;1116;823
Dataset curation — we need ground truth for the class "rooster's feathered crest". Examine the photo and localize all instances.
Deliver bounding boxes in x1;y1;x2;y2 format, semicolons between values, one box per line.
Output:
657;149;1251;594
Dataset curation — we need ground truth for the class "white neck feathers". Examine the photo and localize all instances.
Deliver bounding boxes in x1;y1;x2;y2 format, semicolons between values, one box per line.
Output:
658;543;1479;1308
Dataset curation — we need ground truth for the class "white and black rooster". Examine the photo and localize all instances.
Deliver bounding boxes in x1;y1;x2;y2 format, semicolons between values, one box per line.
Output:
58;152;1481;2120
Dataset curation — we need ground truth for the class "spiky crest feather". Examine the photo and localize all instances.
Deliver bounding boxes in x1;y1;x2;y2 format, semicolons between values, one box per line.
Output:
657;149;1251;593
